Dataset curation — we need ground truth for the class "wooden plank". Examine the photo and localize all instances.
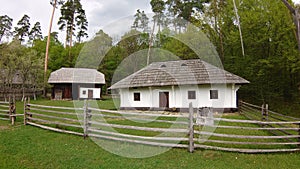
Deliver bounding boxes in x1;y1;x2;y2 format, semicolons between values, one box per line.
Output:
88;128;189;141
90;113;189;125
195;131;300;139
240;101;263;109
267;114;289;122
27;122;84;136
88;133;188;148
89;121;189;133
28;103;84;111
0;113;9;116
0;101;9;104
27;117;82;128
195;123;299;131
241;101;300;121
268;110;300;121
197;139;300;145
0;105;9;108
197;116;300;124
89;107;188;118
28;112;80;123
30;107;80;116
242;104;261;115
0;110;8;113
194;144;300;153
0;117;9;121
10;114;24;117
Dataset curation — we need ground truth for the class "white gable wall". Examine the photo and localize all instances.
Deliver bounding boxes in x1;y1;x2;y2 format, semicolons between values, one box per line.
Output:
119;84;241;109
79;87;101;99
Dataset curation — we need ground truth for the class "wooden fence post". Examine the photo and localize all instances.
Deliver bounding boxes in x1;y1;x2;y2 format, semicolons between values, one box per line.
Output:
261;103;264;119
238;100;242;114
23;97;30;125
261;103;269;122
83;100;88;139
298;123;300;149
265;104;269;121
9;101;16;125
24;97;27;125
188;102;194;153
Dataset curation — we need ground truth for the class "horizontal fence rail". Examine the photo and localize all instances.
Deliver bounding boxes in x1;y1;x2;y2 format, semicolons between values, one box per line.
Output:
22;100;300;154
24;99;85;136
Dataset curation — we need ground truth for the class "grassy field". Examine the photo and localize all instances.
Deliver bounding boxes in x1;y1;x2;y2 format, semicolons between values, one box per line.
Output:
1;98;300;169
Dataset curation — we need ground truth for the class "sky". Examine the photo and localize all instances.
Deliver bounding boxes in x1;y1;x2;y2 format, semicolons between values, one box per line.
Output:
0;0;299;43
0;0;152;42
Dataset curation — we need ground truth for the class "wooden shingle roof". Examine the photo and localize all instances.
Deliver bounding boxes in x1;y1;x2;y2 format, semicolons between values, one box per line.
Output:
110;59;249;89
48;68;105;84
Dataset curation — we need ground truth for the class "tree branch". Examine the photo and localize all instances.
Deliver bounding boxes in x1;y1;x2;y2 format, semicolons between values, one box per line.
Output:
281;0;295;14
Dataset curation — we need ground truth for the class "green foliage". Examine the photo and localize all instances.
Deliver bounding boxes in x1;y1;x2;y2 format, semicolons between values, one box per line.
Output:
0;15;13;42
13;14;31;42
58;0;88;46
76;30;112;69
132;9;150;32
28;22;43;45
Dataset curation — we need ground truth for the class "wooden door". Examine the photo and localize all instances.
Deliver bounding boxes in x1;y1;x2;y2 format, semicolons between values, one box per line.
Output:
159;92;169;108
88;90;93;99
64;86;72;99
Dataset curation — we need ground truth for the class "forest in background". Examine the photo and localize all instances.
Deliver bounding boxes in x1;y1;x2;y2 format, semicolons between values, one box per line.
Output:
0;0;299;116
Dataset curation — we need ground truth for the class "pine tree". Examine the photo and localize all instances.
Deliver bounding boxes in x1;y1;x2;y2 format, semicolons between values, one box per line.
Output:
14;14;31;42
0;15;13;43
29;22;43;45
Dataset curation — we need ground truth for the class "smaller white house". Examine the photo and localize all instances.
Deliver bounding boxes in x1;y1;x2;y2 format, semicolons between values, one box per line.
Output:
48;68;105;100
110;59;249;111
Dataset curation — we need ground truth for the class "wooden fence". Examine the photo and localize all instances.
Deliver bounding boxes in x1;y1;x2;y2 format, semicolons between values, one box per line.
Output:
23;100;300;153
0;101;18;125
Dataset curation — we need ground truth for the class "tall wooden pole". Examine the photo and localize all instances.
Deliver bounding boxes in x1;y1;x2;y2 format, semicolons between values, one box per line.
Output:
233;0;245;57
44;0;57;97
147;17;156;66
281;0;300;52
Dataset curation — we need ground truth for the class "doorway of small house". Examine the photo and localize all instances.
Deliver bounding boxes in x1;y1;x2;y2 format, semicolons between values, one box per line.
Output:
159;92;169;108
88;90;93;99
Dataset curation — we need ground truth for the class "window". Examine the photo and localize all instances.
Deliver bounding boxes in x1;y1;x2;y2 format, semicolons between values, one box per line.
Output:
133;93;140;101
82;90;86;95
188;91;196;100
210;90;218;99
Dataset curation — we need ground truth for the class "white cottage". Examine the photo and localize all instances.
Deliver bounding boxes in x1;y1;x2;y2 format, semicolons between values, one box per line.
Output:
110;59;249;112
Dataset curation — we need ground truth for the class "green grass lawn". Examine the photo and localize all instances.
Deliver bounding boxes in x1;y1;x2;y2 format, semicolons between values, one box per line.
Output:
1;98;300;169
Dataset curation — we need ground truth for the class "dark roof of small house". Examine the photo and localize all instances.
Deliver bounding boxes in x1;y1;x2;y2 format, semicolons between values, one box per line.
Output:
110;59;249;89
48;68;105;84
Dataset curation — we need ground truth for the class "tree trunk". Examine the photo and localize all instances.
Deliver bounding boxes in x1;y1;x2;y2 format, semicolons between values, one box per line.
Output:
233;0;245;57
147;17;156;65
44;0;57;97
281;0;300;52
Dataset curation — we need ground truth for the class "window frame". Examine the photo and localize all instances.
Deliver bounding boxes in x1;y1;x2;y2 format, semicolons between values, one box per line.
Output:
210;90;218;99
133;92;141;101
188;91;196;100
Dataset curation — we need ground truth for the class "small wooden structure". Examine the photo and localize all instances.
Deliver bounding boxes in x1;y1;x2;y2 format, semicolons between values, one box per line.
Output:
0;70;40;100
48;68;105;100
